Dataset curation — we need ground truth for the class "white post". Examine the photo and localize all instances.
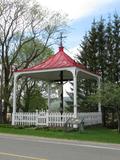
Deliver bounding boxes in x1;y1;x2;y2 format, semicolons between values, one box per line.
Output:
12;73;17;125
73;69;78;118
48;83;51;111
36;109;38;126
97;77;101;112
46;110;49;126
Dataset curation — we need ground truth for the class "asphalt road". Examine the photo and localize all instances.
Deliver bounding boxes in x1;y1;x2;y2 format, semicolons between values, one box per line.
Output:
0;134;120;160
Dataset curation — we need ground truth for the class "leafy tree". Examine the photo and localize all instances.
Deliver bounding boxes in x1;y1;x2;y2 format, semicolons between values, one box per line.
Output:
88;82;120;133
112;14;120;83
105;16;114;82
67;13;120;116
15;38;53;112
23;83;47;112
66;78;97;112
78;13;120;84
0;0;67;122
97;17;107;81
67;20;99;112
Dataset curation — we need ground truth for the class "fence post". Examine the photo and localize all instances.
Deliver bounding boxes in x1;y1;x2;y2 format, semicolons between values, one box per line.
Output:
12;112;15;125
46;110;49;126
36;110;38;126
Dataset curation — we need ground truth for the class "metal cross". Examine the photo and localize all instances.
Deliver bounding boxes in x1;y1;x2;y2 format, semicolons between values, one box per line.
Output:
57;32;66;47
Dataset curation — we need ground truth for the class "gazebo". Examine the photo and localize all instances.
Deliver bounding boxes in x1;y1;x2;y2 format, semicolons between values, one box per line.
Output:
12;46;101;125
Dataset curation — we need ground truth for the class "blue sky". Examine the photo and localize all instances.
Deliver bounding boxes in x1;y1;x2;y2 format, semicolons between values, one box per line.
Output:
37;0;120;57
67;0;120;51
37;0;120;95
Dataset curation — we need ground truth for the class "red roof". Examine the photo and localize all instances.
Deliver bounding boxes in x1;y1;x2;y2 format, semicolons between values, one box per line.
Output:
16;47;85;72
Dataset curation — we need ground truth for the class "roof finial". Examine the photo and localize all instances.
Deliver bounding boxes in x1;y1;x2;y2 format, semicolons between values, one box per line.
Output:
57;32;66;48
60;32;63;47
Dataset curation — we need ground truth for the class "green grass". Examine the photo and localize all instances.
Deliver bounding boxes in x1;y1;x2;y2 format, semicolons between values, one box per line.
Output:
0;125;120;144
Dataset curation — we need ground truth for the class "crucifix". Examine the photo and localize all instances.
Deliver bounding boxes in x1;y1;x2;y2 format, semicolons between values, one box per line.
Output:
57;32;66;48
57;32;66;115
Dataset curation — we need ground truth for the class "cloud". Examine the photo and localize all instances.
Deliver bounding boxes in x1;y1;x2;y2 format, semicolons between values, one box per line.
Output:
37;0;113;20
64;46;79;59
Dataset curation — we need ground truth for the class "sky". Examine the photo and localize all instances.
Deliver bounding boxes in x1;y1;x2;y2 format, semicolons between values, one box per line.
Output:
37;0;120;58
36;0;120;96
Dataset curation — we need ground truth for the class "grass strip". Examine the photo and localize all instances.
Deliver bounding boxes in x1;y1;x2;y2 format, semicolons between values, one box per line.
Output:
0;125;120;144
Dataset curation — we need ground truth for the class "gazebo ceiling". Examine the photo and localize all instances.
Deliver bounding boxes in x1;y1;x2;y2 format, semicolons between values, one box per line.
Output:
21;70;73;81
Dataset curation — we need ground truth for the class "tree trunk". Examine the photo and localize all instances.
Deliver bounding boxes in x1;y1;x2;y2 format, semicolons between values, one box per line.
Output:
102;106;106;127
24;91;30;112
3;90;10;123
2;102;7;123
117;106;120;133
3;67;10;123
0;100;3;123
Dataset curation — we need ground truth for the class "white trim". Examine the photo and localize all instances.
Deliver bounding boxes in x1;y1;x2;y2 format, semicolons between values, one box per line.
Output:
12;73;17;125
48;83;51;111
15;67;74;76
15;66;100;80
13;73;17;114
73;68;78;118
77;68;100;80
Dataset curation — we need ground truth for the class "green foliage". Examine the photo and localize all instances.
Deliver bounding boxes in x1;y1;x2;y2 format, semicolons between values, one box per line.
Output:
66;78;98;112
16;38;53;112
88;82;120;106
0;0;67;122
23;88;47;112
16;38;53;69
67;13;120;114
78;13;120;83
88;81;120;132
103;83;120;108
70;13;120;113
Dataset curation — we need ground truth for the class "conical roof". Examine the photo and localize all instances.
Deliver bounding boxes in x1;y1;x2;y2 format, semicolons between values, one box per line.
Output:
16;47;85;72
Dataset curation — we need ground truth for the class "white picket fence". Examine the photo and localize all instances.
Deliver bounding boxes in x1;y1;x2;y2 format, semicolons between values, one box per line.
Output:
13;111;102;127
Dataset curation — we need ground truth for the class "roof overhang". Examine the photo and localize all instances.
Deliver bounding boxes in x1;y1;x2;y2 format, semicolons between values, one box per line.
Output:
15;67;101;81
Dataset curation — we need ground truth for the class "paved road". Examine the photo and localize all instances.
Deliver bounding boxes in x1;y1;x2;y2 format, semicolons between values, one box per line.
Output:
0;134;120;160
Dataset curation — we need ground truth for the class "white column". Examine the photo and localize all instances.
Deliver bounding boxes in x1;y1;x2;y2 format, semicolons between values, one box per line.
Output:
12;73;17;125
73;70;78;118
46;110;49;126
48;83;51;111
97;77;101;112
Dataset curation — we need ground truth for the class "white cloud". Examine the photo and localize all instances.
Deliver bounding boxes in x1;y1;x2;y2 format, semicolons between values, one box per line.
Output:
37;0;113;20
64;46;79;59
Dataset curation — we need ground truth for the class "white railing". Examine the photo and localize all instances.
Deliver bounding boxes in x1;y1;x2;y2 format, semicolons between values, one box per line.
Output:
13;111;102;127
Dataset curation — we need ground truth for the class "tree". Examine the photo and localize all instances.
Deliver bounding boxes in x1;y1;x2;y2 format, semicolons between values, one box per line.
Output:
0;0;67;122
15;38;53;112
72;13;120;117
66;77;97;112
66;20;99;112
22;82;47;112
112;14;120;83
88;82;120;133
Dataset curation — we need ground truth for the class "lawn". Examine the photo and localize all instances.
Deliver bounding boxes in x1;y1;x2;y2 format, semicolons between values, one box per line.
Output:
0;125;120;144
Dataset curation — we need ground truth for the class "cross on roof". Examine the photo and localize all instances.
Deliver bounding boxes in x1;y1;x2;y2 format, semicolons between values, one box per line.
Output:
57;32;66;47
